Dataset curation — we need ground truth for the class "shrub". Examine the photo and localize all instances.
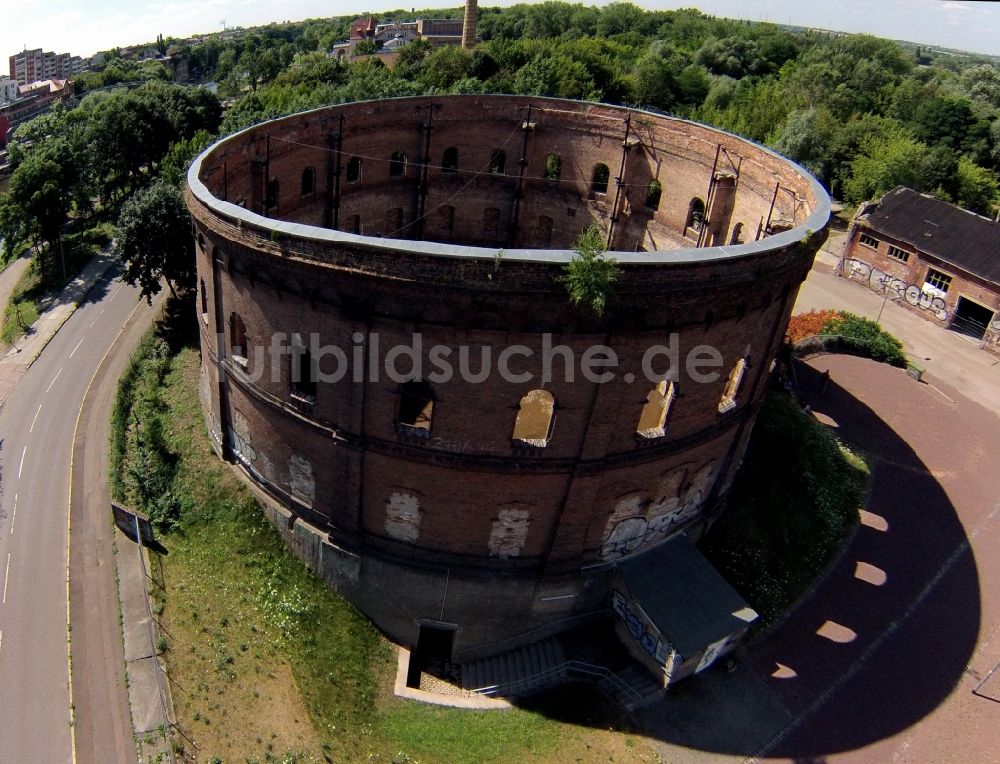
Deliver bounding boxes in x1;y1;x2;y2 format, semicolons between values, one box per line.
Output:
561;224;619;316
821;312;907;367
786;309;844;343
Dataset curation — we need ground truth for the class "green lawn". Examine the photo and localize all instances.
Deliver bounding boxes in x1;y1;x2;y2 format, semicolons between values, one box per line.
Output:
700;391;870;626
113;317;656;764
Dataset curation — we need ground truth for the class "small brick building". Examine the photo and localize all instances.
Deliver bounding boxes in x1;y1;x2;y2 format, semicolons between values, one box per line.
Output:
186;95;829;665
840;186;1000;354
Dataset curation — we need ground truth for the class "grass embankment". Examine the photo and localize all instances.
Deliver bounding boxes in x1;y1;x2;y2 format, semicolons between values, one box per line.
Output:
700;391;870;626
112;314;655;763
1;222;115;345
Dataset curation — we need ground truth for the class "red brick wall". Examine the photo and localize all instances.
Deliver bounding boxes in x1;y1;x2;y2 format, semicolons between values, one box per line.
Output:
841;223;1000;337
199;96;819;252
187;95;826;654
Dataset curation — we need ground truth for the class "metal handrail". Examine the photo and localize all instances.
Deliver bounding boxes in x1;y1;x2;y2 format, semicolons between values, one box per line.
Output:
471;659;643;703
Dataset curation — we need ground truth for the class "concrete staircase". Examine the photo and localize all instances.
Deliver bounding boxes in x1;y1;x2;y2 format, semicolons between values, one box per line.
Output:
461;638;567;698
598;663;665;712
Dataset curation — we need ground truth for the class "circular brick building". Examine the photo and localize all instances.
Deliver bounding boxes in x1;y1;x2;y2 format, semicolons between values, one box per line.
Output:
186;95;829;662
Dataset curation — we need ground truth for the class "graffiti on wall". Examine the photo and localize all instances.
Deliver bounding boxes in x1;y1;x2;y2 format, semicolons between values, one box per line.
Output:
229;408;256;464
289;453;316;507
612;589;669;663
489;506;531;558
695;634;736;674
599;462;717;561
385;492;421;542
843;258;948;321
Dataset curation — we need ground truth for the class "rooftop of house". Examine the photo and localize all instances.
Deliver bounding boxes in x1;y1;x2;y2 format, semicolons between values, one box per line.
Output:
860;186;1000;284
350;17;377;39
617;535;757;657
18;78;69;96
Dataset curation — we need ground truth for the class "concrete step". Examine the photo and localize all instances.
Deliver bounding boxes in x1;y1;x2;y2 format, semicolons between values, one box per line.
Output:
462;637;568;698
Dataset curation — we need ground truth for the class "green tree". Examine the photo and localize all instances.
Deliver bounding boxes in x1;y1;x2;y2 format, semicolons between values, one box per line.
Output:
116;181;196;301
158;130;214;187
513;53;595;99
562;225;619;317
774;106;837;182
634;52;676;110
955;156;1000;215
418;46;472;90
842;134;929;204
3;153;70;279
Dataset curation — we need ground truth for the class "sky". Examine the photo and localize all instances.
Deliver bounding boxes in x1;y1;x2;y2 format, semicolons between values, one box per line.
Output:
1;0;998;67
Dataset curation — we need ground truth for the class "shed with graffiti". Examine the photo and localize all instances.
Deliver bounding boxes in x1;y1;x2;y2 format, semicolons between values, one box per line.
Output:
612;535;758;686
840;186;1000;354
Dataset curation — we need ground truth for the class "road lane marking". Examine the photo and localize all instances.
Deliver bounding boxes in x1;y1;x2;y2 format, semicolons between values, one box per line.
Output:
18;446;26;479
29;404;42;433
89;320;96;328
69;338;85;358
10;494;16;536
46;367;63;392
3;553;10;603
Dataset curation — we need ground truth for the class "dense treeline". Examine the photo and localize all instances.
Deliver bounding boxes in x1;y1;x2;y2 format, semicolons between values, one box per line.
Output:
0;81;219;286
3;1;999;287
203;2;1000;214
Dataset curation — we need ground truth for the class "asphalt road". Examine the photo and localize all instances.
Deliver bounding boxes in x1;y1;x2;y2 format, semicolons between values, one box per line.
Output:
0;267;145;760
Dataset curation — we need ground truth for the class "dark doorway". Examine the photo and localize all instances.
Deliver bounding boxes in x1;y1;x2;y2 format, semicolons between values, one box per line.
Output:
407;624;456;688
950;296;994;340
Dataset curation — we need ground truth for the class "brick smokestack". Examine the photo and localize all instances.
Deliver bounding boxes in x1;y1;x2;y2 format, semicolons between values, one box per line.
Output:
462;0;478;50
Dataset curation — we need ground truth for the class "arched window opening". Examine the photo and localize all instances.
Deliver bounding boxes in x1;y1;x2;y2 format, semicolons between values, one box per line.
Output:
397;381;434;436
301;166;315;196
265;178;279;210
591;163;610;194
229;312;248;362
291;343;317;400
645;179;662;211
389;150;407;177
729;222;744;245
200;278;208;318
490;149;506;175
346;156;362;184
436;205;454;238
482;207;500;237
536;215;553;247
636;380;675;439
513;389;555;447
350;215;361;234
544;154;561;181
197;233;205;251
718;358;747;414
442;147;458;174
686;197;705;233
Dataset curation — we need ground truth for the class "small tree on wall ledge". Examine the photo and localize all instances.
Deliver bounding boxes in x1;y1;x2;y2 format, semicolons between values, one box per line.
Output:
562;224;620;317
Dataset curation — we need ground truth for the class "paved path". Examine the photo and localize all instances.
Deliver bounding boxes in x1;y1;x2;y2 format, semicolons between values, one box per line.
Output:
0;260;147;761
637;356;1000;763
795;250;1000;416
70;289;166;763
0;251;117;409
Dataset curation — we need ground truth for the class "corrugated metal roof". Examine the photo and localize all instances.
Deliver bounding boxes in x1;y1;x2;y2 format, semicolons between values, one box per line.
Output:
863;186;1000;284
617;535;756;657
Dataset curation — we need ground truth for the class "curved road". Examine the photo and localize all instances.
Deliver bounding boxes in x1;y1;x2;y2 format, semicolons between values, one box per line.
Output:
0;268;150;760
